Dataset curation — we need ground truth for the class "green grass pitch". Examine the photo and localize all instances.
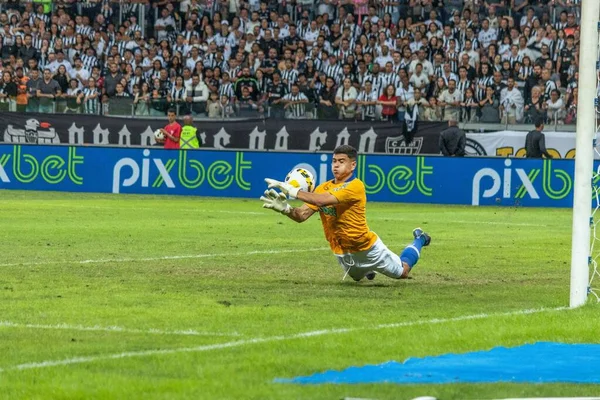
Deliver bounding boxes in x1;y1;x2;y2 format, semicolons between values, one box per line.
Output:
0;190;598;400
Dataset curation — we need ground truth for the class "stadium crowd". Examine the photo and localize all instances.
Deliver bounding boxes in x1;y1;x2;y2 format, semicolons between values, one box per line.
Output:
0;0;589;124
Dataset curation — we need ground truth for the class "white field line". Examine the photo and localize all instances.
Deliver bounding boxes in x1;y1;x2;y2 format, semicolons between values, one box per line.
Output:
0;306;568;373
0;321;240;337
0;247;330;268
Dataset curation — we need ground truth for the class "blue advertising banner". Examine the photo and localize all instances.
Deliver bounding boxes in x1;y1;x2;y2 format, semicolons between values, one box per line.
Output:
0;144;592;207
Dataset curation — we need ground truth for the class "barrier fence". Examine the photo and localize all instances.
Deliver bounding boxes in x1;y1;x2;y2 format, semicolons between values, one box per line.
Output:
0;112;590;158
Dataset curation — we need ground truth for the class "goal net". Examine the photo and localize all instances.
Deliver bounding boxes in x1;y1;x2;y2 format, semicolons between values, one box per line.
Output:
589;37;600;302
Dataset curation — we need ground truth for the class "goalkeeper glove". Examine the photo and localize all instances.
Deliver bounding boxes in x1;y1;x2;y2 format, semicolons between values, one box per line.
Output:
264;178;300;199
260;189;292;215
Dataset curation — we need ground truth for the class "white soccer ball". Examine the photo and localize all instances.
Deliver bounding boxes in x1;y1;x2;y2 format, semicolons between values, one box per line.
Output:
154;129;165;140
285;168;315;193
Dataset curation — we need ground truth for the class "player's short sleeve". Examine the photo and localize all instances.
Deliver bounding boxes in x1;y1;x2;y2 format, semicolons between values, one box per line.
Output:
305;202;319;211
331;179;364;204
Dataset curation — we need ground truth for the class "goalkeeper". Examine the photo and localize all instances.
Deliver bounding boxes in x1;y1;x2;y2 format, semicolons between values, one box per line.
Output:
261;145;431;281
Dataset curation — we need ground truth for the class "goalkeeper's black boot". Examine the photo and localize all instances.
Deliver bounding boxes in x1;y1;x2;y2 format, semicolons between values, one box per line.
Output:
413;228;431;247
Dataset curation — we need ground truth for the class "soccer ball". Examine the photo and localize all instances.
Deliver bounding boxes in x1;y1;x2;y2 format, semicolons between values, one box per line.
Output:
154;129;165;140
285;168;315;193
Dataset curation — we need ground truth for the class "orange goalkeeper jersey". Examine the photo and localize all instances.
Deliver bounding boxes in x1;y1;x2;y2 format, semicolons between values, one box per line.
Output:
306;178;378;255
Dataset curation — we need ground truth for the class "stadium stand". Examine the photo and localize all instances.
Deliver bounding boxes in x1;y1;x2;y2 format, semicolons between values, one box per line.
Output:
0;0;590;124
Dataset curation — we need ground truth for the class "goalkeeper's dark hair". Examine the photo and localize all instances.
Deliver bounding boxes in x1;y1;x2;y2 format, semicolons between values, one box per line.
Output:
333;145;358;160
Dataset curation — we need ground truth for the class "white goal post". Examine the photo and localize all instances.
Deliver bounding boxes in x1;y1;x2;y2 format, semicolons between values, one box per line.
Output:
570;0;600;308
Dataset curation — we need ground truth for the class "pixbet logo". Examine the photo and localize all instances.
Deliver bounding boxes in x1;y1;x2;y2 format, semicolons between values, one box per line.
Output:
112;150;251;194
0;146;83;185
471;159;572;205
357;155;433;196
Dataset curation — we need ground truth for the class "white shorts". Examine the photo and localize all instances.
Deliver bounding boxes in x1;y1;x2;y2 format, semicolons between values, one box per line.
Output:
335;238;405;281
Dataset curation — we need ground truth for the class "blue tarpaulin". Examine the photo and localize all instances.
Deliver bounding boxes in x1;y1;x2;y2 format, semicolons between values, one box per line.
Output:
277;342;600;385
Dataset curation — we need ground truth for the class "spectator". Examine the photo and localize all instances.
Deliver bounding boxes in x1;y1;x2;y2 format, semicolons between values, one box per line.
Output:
64;79;82;113
500;77;525;124
82;77;101;115
335;77;358;120
167;75;188;113
378;84;398;122
207;92;222;118
564;86;578;124
185;74;209;116
546;89;565;124
0;71;17;112
220;94;237;118
355;80;378;121
236;86;260;117
406;89;429;120
479;86;500;123
26;68;41;113
37;68;61;114
133;83;151;116
103;63;122;98
438;79;462;121
318;76;337;119
524;86;547;124
460;87;479;122
422;97;442;121
262;71;284;118
282;84;309;119
439;119;466;157
14;67;29;112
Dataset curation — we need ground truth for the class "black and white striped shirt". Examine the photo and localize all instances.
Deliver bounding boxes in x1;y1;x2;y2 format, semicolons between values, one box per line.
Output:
544;79;557;100
508;54;523;68
280;69;299;91
77;25;94;40
553;39;565;62
356;90;377;118
519;66;533;80
218;82;235;99
33;13;50;25
81;54;98;70
446;51;459;73
32;36;43;49
63;36;77;49
476;76;494;101
297;23;310;39
183;30;199;43
282;92;308;117
365;73;385;96
456;79;471;97
127;24;143;37
83;87;100;114
117;41;127;56
170;85;187;102
324;64;343;84
383;73;400;88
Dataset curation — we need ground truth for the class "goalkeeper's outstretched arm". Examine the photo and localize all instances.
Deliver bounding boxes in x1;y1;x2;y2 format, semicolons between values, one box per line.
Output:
296;191;338;207
286;204;316;223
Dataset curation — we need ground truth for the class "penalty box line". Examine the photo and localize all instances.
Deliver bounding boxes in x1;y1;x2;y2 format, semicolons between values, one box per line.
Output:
0;306;568;373
0;247;330;268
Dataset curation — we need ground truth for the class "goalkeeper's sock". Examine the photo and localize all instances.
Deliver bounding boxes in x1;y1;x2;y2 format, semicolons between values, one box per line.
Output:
400;238;423;269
